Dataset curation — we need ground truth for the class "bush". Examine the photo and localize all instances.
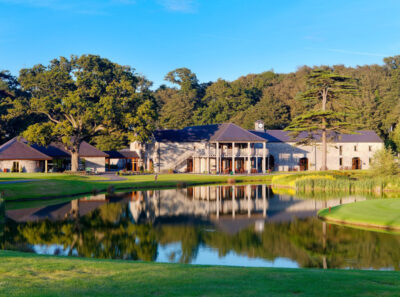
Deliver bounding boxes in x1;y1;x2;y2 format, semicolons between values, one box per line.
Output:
370;148;399;176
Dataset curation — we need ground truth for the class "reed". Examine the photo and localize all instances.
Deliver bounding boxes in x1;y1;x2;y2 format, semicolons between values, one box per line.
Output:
295;175;400;195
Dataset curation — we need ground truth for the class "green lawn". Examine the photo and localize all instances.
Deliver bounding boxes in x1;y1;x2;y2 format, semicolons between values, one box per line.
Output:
0;250;399;297
318;199;400;230
0;173;274;202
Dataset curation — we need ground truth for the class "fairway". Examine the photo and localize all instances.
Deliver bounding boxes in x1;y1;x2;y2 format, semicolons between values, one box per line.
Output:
0;173;274;201
319;199;400;230
0;251;400;297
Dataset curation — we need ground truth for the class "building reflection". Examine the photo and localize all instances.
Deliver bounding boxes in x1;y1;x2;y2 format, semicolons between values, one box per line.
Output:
4;186;398;270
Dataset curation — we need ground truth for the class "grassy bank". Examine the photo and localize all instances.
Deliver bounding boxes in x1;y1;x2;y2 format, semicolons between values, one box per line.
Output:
271;171;400;196
1;250;400;297
318;199;400;230
0;173;274;202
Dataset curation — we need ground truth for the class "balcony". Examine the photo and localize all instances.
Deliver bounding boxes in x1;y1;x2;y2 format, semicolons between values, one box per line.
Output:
194;148;266;157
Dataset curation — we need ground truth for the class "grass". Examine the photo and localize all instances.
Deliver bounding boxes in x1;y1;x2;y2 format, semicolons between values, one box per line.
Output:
0;173;274;202
318;199;400;230
271;170;400;196
0;250;400;297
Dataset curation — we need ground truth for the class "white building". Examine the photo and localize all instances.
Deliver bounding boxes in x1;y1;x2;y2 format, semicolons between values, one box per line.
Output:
131;121;384;174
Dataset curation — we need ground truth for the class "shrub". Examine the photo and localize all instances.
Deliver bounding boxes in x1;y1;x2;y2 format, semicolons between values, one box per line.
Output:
370;148;399;176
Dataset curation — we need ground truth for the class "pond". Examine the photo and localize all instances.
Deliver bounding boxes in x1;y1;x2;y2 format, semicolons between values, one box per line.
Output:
1;184;400;270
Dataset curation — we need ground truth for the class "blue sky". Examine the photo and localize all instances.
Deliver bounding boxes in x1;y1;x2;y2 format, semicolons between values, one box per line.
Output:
1;0;400;87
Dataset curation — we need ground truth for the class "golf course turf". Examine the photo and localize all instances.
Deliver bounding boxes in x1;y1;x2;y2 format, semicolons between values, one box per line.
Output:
318;199;400;231
0;250;400;297
0;173;274;202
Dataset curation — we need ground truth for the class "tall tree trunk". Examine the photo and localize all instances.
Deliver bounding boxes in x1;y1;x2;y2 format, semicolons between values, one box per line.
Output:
71;149;79;172
321;89;328;171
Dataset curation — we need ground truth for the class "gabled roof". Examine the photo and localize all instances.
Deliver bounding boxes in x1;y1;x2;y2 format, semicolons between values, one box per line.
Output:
0;137;52;160
251;130;383;143
154;123;266;143
30;140;108;158
104;150;139;159
209;123;266;142
78;142;108;157
0;137;108;160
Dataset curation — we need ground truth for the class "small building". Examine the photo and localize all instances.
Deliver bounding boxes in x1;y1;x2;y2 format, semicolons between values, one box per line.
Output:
104;149;140;171
0;137;108;173
0;137;52;173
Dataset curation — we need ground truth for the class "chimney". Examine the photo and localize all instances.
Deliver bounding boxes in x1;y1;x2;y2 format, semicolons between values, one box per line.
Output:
255;120;264;132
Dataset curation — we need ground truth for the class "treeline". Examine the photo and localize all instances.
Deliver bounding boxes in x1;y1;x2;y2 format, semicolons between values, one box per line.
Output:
156;56;400;148
1;55;400;151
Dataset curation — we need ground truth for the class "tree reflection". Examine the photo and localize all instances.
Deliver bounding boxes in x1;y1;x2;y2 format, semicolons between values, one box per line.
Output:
3;199;400;270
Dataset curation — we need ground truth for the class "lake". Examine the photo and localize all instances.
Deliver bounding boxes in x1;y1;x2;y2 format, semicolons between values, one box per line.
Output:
1;184;399;270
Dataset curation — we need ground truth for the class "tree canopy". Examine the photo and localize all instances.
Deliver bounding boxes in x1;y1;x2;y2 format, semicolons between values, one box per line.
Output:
285;68;357;170
14;55;157;171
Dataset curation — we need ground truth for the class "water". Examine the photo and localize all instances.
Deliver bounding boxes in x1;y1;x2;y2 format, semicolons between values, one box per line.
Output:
1;185;400;270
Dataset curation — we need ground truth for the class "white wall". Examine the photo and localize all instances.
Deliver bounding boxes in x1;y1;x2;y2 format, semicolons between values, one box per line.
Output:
0;160;44;173
267;142;384;171
83;157;106;173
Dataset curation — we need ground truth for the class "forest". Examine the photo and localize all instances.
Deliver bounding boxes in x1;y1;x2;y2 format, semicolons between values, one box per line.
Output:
1;54;400;151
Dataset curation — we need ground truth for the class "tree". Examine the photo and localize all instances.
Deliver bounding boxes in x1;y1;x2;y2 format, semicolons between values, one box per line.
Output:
370;148;399;176
159;68;202;128
232;91;291;129
17;55;157;171
0;71;43;143
285;68;357;170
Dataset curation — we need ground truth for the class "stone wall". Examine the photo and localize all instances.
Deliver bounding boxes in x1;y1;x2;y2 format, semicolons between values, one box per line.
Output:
136;139;384;173
82;157;106;173
267;142;384;171
0;160;44;173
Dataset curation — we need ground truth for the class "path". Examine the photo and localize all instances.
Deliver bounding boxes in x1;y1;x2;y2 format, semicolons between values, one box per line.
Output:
0;179;39;185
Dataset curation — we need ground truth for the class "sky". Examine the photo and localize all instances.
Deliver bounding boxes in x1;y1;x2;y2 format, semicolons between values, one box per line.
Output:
1;0;400;88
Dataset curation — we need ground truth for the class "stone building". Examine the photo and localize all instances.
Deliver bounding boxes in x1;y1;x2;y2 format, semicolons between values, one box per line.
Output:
131;121;384;173
0;137;108;173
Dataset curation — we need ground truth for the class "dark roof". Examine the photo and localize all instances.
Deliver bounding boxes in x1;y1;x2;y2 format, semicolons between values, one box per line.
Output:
154;124;221;142
30;141;108;158
210;123;266;142
154;123;266;143
78;141;108;157
251;130;383;143
30;142;70;158
0;137;108;160
0;137;51;160
104;150;139;159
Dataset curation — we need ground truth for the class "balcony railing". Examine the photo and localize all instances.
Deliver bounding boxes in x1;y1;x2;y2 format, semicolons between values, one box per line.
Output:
194;148;266;157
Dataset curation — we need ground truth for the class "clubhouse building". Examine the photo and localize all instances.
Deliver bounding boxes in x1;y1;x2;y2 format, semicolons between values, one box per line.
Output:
0;120;384;174
131;120;384;174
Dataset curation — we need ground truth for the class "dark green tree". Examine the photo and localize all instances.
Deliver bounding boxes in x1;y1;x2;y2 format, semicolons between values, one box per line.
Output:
16;55;157;171
159;68;202;128
285;68;357;170
0;71;44;143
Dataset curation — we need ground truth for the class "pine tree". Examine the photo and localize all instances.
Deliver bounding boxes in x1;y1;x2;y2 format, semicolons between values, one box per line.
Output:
285;68;357;170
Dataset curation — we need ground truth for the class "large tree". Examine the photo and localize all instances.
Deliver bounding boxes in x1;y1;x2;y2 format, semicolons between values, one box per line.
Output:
159;68;203;128
0;71;44;143
285;68;357;170
17;55;157;171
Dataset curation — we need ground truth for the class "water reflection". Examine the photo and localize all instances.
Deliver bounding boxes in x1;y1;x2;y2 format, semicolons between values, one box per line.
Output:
1;185;400;270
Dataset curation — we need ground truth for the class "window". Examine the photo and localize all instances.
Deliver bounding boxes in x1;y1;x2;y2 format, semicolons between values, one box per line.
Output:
12;161;19;173
369;145;372;152
339;158;343;166
339;146;343;155
354;145;357;152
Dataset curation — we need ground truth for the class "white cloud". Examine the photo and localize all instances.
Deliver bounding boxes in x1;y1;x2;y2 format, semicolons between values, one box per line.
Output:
158;0;197;13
